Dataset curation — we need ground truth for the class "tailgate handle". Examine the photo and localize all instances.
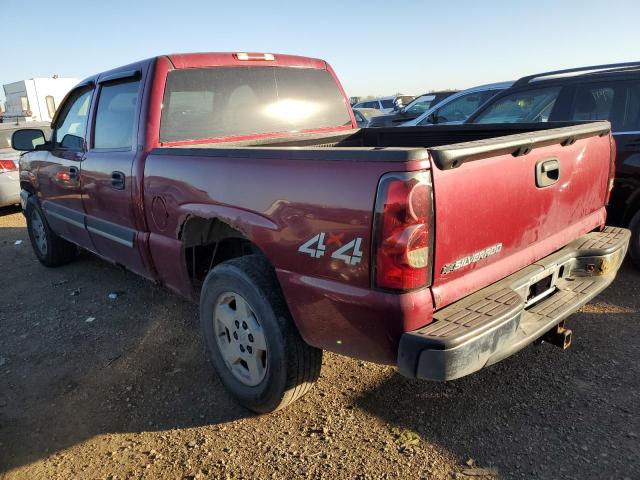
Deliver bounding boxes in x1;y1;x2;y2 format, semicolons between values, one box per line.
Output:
536;159;560;188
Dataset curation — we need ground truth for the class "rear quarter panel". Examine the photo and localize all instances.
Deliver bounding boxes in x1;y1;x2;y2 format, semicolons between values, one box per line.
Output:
143;153;393;288
143;152;434;363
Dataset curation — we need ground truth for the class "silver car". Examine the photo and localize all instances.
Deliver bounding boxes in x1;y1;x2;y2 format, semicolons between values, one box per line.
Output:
400;81;513;127
353;108;384;127
0;122;50;207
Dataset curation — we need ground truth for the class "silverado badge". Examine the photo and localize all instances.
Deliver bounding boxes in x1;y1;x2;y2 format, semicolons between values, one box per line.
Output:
441;243;503;275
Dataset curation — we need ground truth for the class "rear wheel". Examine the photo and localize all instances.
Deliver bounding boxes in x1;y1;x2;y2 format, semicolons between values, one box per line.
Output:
200;254;322;413
25;196;77;267
629;210;640;269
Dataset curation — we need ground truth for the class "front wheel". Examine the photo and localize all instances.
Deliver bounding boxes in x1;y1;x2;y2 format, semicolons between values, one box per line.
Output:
629;210;640;269
25;196;77;267
199;255;322;413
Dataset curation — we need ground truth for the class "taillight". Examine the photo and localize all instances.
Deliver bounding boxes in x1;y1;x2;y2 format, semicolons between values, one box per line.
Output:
373;171;434;290
0;160;17;172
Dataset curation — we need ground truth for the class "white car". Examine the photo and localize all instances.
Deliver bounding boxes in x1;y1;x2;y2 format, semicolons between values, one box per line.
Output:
0;122;50;207
352;95;414;114
400;81;513;127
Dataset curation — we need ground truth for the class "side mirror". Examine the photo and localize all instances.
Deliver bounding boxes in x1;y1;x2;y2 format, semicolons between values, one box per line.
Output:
427;113;437;124
12;129;46;151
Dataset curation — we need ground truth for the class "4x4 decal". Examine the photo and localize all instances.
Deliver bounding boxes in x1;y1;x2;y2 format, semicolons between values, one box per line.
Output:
298;233;364;266
298;233;327;258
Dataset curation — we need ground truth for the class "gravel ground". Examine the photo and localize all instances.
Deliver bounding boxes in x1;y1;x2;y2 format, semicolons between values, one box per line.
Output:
1;206;639;480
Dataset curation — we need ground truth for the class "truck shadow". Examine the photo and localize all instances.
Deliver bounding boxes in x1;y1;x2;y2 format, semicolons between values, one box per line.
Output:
0;239;251;473
353;261;640;479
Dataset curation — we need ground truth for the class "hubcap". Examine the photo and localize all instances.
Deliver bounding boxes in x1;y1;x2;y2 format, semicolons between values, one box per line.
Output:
31;209;48;256
213;292;268;387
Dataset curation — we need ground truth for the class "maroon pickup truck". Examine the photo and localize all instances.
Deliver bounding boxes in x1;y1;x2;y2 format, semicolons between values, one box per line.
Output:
12;52;630;413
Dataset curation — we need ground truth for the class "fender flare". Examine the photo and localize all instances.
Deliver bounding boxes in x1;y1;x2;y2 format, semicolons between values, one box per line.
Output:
176;203;278;251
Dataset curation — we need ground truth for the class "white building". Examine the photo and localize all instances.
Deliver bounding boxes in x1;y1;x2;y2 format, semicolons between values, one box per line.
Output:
2;76;78;123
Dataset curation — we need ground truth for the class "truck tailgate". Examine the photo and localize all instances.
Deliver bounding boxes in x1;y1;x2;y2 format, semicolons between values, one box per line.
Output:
429;123;612;309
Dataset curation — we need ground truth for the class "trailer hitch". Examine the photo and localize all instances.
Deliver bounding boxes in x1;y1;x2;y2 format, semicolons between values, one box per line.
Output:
541;321;572;349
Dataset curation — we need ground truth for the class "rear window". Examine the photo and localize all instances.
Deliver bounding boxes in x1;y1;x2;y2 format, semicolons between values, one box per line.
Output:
160;67;351;142
355;101;379;109
474;87;561;124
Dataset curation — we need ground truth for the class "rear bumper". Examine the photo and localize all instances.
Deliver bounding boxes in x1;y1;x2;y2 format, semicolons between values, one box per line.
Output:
398;227;631;381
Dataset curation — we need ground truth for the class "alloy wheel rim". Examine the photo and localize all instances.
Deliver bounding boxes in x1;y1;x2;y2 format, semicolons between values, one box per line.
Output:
31;210;48;256
213;292;268;387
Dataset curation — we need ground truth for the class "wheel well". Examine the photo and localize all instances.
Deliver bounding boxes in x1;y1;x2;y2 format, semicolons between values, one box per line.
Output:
622;185;640;225
20;181;36;196
610;177;640;225
180;216;262;289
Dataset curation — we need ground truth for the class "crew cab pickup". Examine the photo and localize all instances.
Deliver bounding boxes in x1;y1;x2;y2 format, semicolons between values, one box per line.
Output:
13;52;630;413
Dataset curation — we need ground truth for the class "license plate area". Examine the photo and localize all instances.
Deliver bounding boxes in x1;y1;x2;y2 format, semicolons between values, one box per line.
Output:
525;271;558;308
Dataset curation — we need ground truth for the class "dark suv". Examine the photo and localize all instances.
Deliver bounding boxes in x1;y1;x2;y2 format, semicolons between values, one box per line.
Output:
467;62;640;267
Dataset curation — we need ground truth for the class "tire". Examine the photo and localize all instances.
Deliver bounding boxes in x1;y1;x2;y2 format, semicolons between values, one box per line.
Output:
629;210;640;269
199;254;322;413
25;196;77;267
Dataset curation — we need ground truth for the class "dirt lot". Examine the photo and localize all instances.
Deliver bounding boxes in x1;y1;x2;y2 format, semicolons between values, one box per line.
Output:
1;206;639;480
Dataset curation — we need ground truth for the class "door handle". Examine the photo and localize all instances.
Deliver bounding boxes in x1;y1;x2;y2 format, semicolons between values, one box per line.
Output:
111;171;125;190
536;159;560;188
69;166;79;180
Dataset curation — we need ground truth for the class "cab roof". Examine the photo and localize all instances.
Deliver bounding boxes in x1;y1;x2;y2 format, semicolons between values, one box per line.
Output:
166;52;328;70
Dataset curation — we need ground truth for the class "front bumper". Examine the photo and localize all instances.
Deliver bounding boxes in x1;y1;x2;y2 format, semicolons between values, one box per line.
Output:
398;227;631;381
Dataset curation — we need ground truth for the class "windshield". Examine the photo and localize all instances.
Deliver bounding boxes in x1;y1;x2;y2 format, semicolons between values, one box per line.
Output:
404;95;436;115
473;87;561;124
160;67;352;142
420;90;500;125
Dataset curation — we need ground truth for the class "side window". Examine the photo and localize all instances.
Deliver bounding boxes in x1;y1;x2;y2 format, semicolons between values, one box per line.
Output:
473;87;561;124
54;89;93;149
570;84;615;122
380;99;394;109
45;95;56;118
94;80;140;150
620;81;640;132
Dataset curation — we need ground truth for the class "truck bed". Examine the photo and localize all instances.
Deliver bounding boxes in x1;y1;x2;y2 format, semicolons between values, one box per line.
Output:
154;121;610;169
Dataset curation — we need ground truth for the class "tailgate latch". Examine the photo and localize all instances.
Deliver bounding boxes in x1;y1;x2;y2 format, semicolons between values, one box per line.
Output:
535;158;560;188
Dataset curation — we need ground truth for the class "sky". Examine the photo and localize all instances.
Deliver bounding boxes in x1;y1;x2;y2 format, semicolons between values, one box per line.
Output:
1;0;639;101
